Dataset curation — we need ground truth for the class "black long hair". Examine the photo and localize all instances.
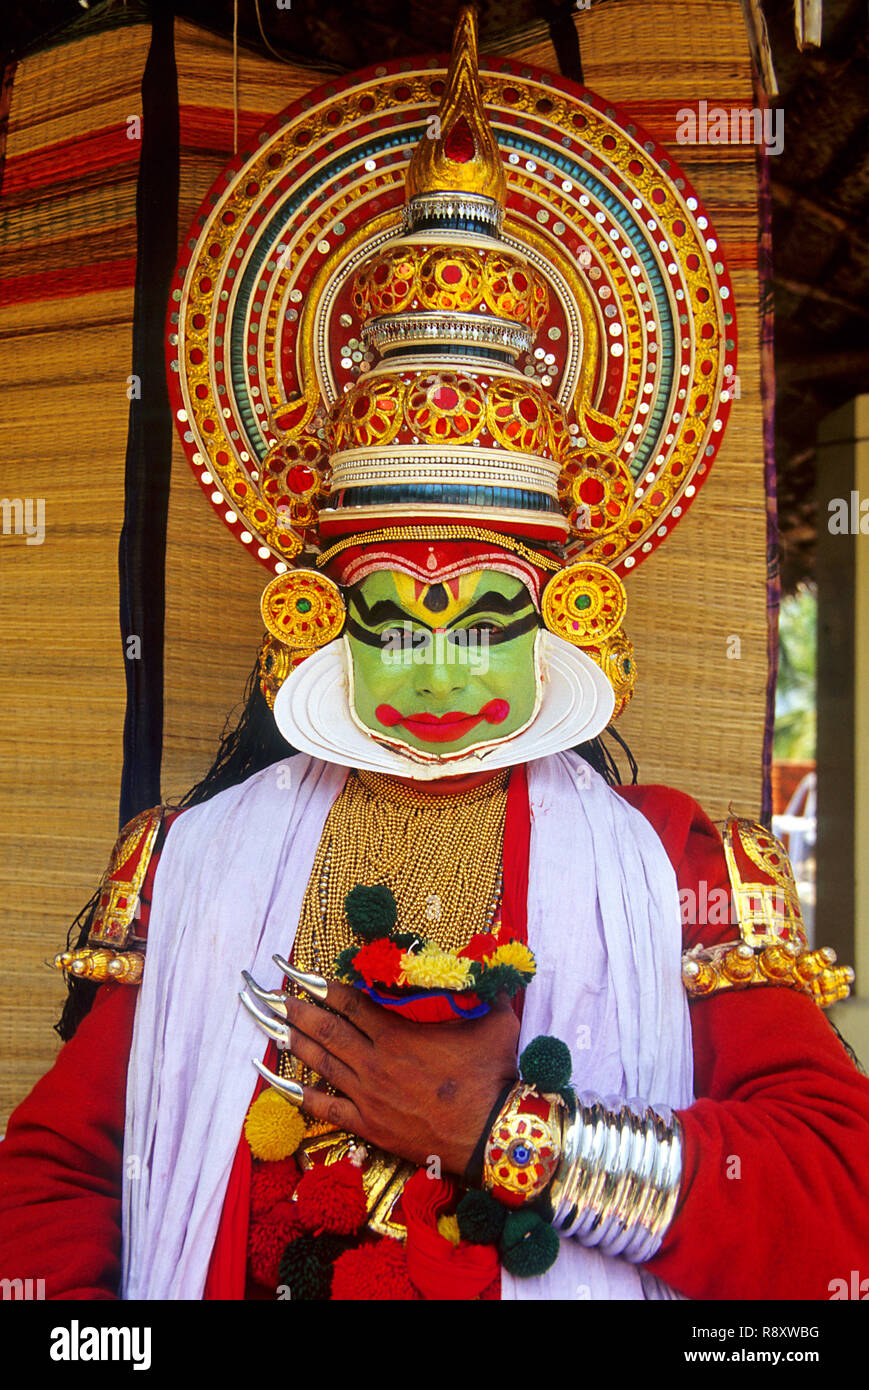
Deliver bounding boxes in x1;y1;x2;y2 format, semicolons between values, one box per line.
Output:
56;653;637;1039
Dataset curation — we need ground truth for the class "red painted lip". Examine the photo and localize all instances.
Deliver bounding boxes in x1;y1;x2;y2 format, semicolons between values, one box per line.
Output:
375;699;510;744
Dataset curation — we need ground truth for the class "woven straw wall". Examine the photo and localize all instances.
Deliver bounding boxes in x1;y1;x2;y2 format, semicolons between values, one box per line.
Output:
579;1;767;818
0;24;151;1128
160;22;332;805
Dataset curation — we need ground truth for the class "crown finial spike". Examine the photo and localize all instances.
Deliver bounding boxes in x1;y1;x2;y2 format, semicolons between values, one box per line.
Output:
405;5;507;206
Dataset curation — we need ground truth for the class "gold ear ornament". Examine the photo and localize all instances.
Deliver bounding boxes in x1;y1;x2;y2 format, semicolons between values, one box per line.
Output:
541;561;634;722
258;570;346;710
541;561;628;646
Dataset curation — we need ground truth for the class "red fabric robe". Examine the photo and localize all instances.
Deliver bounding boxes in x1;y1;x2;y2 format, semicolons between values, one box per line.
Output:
1;780;867;1300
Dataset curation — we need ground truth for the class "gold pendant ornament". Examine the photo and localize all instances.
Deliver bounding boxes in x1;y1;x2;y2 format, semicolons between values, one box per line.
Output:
258;570;346;709
579;630;637;721
541;561;628;646
258;636;296;713
540;561;633;722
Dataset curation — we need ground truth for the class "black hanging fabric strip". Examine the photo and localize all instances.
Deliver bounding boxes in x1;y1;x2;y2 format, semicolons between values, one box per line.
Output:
118;8;180;828
542;0;585;86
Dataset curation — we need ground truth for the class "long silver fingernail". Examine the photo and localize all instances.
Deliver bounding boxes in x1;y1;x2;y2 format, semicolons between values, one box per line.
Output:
241;969;290;1018
239;991;292;1048
272;953;329;1001
252;1056;304;1103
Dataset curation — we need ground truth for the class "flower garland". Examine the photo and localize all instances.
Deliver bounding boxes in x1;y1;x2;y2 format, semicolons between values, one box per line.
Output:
334;884;536;1012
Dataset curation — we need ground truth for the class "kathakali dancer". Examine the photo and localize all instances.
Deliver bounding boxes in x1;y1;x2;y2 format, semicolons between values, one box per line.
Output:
1;9;867;1301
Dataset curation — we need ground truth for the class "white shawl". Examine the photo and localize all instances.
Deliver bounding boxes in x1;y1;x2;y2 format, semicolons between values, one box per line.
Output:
121;751;692;1300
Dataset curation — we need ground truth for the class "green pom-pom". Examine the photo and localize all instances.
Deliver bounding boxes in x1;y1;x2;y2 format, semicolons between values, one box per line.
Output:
334;946;362;983
456;1189;506;1245
499;1210;560;1278
277;1233;353;1300
519;1035;573;1093
344;884;398;941
473;962;524;1002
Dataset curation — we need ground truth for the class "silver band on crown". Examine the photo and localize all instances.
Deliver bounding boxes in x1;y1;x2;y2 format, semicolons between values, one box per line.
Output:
329;445;561;496
404;191;505;236
364;311;533;358
548;1092;683;1263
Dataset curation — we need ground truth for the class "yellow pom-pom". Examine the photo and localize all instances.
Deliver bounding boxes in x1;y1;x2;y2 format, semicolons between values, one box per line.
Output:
244;1089;307;1161
489;941;536;976
400;943;473;991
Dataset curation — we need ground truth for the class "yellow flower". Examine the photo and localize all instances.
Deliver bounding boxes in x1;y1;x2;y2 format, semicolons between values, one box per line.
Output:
400;944;473;991
489;941;536;976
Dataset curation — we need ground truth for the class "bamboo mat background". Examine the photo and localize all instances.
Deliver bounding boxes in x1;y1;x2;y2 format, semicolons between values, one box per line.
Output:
1;2;767;1128
577;0;768;815
0;23;152;1128
160;21;332;805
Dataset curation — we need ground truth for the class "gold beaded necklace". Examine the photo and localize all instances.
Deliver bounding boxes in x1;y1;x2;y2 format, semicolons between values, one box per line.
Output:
294;767;509;975
276;769;511;1230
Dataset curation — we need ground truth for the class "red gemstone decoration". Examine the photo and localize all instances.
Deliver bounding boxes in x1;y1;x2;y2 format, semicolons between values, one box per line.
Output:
443;116;475;164
578;477;606;506
273;401;308;432
432;385;460;411
288;465;316;493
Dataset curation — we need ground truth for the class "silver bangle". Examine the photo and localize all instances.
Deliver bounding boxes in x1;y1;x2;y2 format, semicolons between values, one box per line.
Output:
547;1092;683;1263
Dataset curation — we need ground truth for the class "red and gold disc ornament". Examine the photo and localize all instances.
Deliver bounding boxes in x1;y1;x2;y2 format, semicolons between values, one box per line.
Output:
483;1084;562;1208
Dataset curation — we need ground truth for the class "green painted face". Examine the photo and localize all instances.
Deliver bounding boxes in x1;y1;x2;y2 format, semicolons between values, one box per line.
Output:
345;568;541;758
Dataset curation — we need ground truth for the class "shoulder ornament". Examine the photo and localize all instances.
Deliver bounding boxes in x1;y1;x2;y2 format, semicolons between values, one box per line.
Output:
53;805;170;986
681;818;854;1009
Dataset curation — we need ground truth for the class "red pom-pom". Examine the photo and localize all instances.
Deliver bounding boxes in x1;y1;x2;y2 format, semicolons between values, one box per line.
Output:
331;1238;419;1300
250;1156;300;1218
294;1158;368;1236
248;1208;304;1287
352;938;404;987
479;1273;502;1300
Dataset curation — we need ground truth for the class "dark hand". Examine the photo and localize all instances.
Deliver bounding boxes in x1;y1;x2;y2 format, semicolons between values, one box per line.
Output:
281;981;519;1177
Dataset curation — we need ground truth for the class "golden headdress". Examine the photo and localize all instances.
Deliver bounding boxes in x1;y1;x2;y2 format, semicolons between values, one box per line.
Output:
169;7;736;727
